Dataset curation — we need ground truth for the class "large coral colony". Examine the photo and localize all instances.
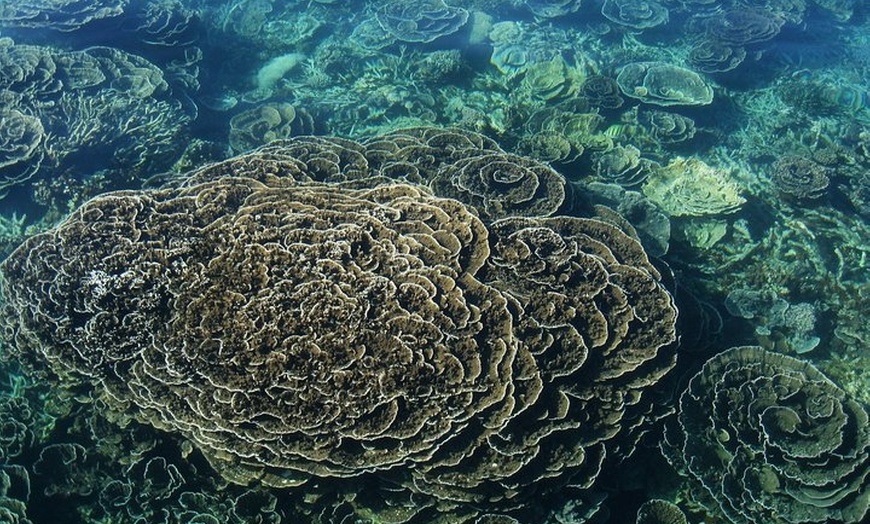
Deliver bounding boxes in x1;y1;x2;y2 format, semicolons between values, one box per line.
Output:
0;1;868;524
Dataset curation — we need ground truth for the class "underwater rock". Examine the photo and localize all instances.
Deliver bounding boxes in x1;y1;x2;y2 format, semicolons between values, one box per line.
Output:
663;346;870;524
0;128;678;519
642;157;745;216
616;62;713;107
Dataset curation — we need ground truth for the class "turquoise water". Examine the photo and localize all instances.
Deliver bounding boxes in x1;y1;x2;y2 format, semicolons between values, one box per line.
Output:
0;1;867;523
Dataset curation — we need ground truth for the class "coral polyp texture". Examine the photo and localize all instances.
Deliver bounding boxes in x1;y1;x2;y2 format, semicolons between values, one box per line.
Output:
664;346;870;524
0;128;678;519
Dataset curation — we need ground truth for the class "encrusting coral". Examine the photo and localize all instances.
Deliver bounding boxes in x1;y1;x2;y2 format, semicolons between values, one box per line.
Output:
0;127;678;521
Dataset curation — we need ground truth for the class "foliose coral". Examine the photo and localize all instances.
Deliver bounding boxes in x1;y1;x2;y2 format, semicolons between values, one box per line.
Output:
688;41;747;74
617;62;713;107
639;110;696;144
363;127;568;220
229;102;317;154
374;0;469;44
0;108;44;192
0;465;30;524
695;8;785;46
0;128;678;521
590;144;655;187
524;0;583;18
580;75;624;109
519;55;584;102
663;346;869;524
0;0;126;31
771;155;830;201
643;157;745;216
0;38;189;195
600;0;669;30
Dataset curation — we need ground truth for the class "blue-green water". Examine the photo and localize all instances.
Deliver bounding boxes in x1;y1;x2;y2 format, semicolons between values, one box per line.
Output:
0;1;867;523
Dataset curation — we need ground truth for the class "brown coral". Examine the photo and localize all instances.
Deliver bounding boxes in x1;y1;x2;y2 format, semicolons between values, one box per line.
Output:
663;346;870;524
229;102;317;153
771;155;830;200
0;129;678;519
0;108;45;191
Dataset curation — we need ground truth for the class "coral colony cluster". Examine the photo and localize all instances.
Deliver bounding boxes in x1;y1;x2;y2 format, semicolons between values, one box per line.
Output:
0;1;867;523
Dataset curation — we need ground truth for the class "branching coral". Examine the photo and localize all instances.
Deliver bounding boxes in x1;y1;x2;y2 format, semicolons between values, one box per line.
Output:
663;346;869;524
0;128;678;521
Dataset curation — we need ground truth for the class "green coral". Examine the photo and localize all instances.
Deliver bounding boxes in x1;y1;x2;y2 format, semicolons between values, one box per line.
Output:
643;157;746;216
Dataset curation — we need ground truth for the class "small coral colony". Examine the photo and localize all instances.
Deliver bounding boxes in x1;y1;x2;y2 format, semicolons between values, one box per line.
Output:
0;1;867;524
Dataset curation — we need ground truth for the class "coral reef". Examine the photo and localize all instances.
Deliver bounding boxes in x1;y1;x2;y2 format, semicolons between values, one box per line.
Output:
616;62;713;107
373;0;469;44
635;499;687;524
229;102;317;154
0;1;867;522
639;110;696;144
663;346;869;524
688;41;747;73
725;288;821;354
0;0;126;31
0;109;44;193
600;0;669;30
0;128;678;522
770;155;830;201
0;38;190;197
642;157;745;216
524;0;583;18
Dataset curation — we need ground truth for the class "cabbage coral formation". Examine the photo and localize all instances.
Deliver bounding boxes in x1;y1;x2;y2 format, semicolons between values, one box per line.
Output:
0;128;678;520
664;346;869;524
